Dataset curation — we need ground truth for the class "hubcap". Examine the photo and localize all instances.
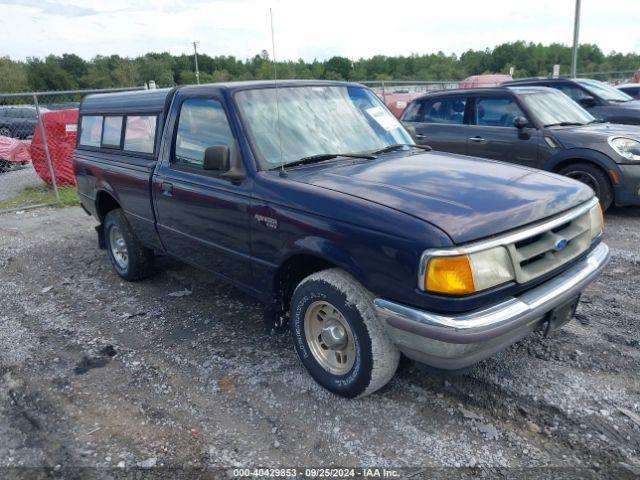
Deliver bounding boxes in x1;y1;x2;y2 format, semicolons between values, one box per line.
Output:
565;170;600;197
304;301;356;375
108;225;129;269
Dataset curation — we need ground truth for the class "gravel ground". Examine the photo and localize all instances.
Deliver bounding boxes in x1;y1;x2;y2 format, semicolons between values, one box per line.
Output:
0;165;44;202
0;206;639;479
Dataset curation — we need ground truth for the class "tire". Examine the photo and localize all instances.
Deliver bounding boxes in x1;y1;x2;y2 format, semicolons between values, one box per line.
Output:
290;268;399;398
558;162;613;211
103;209;154;281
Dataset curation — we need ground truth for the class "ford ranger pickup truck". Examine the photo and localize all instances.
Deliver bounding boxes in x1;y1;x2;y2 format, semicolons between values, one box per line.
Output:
74;81;610;398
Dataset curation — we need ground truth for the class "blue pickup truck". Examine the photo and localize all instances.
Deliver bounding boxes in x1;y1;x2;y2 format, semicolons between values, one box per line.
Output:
74;80;609;398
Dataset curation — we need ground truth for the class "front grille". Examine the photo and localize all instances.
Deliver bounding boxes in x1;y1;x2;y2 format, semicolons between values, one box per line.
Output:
507;209;592;283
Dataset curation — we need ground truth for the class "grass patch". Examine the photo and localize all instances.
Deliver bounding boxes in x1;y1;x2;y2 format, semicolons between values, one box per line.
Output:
0;185;79;211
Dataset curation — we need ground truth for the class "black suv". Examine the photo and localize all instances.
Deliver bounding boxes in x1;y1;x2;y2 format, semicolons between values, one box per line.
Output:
0;106;45;139
502;78;640;125
401;86;640;209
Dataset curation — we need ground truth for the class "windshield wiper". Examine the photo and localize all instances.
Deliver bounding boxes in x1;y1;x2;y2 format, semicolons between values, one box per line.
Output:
543;121;585;128
370;143;432;155
274;152;376;170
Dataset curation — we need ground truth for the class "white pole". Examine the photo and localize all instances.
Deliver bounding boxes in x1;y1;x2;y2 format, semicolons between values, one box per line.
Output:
193;41;200;84
571;0;581;78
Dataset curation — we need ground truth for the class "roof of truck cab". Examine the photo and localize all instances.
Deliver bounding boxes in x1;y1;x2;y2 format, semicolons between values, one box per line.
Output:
79;80;359;115
176;79;358;94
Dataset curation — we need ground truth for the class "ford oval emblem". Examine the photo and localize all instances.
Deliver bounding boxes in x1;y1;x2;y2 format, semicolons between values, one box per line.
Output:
554;238;568;251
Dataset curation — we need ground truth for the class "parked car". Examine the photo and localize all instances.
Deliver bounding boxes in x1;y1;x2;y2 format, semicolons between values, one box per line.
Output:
401;86;640;210
617;83;640;99
0;106;47;139
74;81;609;398
502;78;640;125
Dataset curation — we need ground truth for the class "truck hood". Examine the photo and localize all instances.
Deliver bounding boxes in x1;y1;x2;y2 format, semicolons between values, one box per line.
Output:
552;122;640;149
289;151;592;244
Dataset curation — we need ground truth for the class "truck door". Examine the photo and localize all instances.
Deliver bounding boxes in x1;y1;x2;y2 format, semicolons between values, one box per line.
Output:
152;91;254;288
402;95;470;155
466;94;539;168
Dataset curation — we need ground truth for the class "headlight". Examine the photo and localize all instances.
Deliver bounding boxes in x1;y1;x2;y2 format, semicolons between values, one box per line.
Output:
608;136;640;161
423;246;514;295
589;202;604;239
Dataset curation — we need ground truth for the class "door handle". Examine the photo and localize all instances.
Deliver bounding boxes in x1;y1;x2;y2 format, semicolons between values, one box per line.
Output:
469;136;485;143
161;182;173;197
415;133;426;139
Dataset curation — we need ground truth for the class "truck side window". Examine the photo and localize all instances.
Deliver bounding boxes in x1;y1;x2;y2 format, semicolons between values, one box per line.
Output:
79;115;103;147
124;115;157;154
173;98;235;170
475;97;524;127
102;116;123;148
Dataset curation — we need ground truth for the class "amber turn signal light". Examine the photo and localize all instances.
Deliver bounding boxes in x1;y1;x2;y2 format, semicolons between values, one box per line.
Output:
425;255;475;295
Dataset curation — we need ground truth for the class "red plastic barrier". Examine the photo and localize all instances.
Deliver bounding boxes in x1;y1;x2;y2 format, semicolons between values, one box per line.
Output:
0;136;31;164
30;109;78;186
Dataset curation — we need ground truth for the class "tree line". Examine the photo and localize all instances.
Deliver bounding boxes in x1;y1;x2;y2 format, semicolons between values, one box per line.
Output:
0;41;638;93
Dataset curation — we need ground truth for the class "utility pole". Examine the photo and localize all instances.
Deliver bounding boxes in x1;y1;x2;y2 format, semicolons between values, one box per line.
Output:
570;0;581;78
192;41;200;84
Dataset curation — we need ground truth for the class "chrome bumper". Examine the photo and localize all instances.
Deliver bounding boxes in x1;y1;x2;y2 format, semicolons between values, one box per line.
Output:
374;242;610;369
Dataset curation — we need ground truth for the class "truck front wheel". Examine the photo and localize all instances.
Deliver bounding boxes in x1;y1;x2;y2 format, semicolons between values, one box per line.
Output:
290;269;399;398
103;209;154;281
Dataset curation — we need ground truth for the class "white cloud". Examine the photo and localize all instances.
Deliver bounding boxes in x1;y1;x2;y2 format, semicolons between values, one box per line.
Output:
0;0;638;61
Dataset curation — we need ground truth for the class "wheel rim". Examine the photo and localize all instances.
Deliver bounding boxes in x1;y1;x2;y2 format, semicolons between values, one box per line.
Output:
108;225;129;270
304;301;356;375
565;170;601;197
0;127;11;137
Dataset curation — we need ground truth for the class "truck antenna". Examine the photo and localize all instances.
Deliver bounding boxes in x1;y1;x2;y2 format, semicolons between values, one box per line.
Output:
270;7;285;177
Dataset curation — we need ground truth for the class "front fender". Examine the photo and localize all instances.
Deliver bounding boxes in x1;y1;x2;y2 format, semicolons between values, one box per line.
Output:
280;235;368;287
545;148;622;179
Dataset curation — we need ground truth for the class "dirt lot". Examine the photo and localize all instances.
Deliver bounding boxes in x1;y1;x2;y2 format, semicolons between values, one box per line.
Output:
0;205;639;478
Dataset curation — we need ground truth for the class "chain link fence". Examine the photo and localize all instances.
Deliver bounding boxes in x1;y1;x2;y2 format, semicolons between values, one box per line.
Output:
575;70;638;84
0;87;145;214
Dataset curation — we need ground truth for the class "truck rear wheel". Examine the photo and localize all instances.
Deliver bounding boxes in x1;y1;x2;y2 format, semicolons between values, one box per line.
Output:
559;163;613;211
104;209;154;281
290;269;399;398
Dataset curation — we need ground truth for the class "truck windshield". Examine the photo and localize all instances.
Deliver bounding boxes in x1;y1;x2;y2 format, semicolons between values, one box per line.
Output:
576;79;633;102
235;85;413;169
519;89;596;127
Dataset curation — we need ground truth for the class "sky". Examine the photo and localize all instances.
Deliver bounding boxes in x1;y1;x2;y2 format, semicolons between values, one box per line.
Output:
1;0;639;62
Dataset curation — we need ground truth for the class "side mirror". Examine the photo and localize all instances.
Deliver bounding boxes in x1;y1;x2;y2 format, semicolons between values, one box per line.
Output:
203;145;230;172
513;116;529;129
578;96;597;108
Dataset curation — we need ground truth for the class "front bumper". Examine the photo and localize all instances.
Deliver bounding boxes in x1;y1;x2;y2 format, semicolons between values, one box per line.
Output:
374;242;610;370
614;164;640;206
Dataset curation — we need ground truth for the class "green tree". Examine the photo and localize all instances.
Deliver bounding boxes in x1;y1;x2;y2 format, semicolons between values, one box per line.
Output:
0;57;29;92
